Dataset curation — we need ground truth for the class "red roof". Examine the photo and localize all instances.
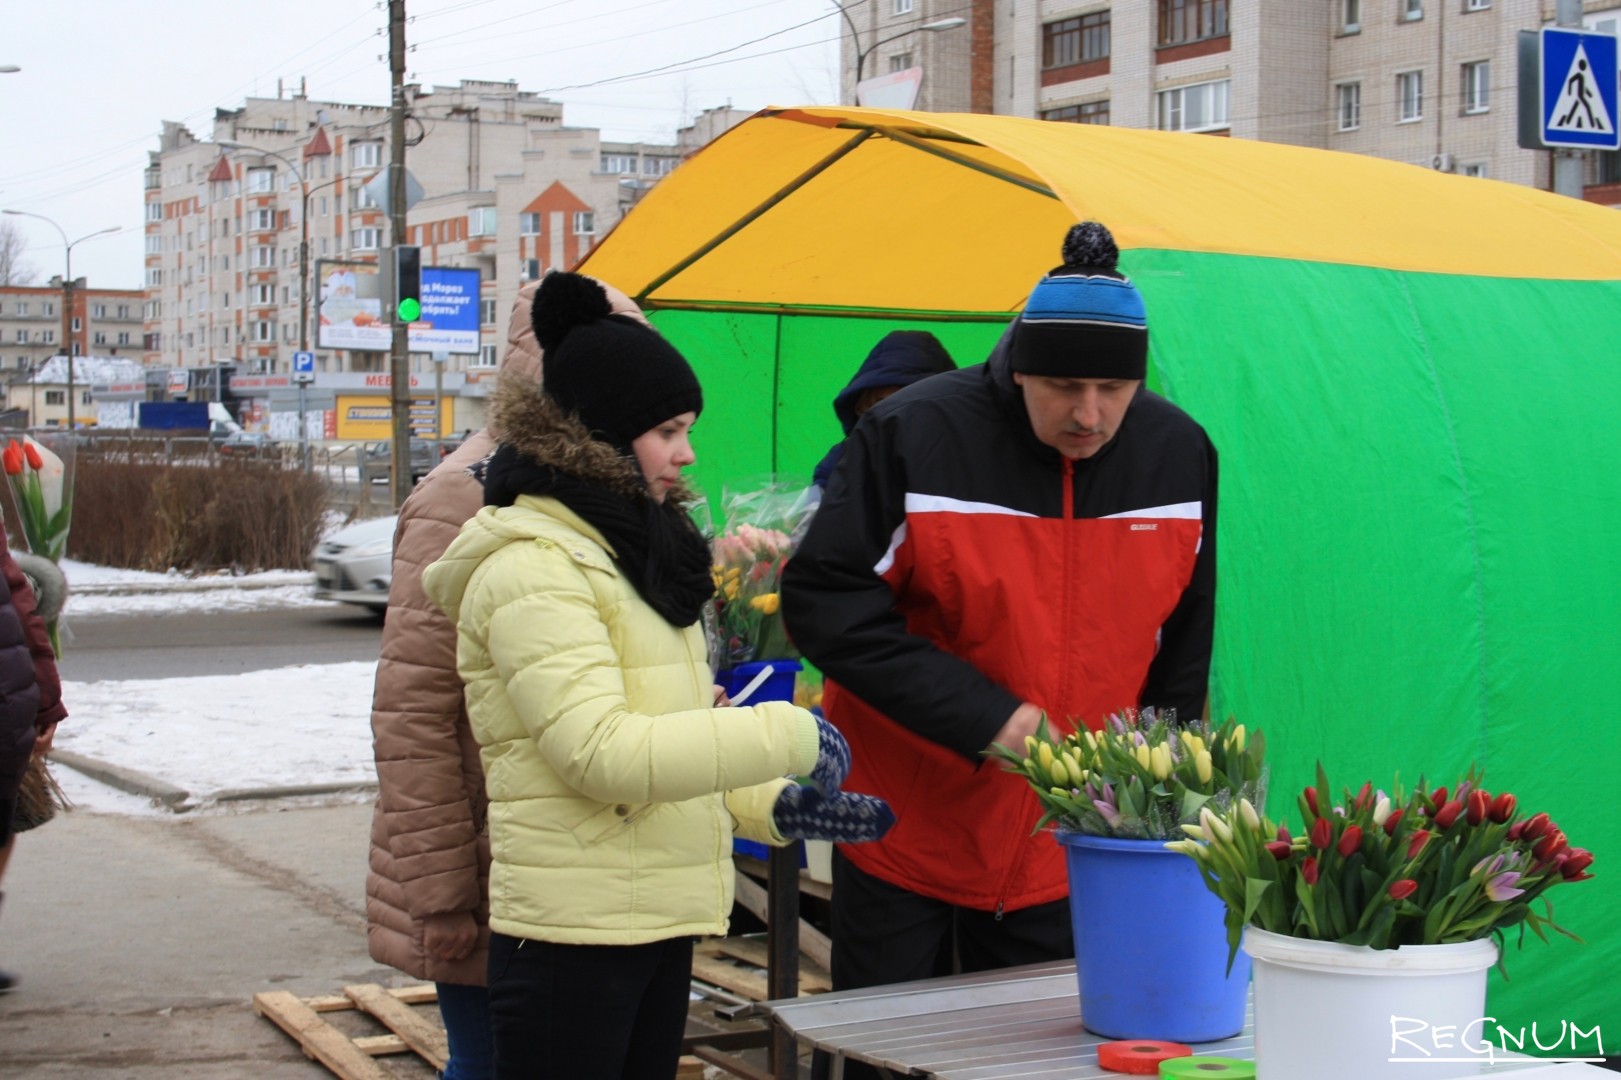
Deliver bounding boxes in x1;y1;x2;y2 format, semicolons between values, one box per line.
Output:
207;155;234;183
304;127;332;158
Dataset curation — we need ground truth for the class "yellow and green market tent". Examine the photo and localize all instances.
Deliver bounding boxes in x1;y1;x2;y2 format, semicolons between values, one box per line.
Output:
579;106;1621;1044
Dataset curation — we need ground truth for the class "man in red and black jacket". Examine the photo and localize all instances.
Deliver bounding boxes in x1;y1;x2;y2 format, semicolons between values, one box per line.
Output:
782;223;1217;1047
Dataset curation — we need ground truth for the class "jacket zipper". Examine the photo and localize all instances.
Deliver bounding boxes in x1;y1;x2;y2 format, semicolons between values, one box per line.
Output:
995;457;1077;920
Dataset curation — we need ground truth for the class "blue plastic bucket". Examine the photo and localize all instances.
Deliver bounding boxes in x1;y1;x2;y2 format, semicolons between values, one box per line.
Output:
718;660;803;863
1058;831;1250;1042
717;660;801;706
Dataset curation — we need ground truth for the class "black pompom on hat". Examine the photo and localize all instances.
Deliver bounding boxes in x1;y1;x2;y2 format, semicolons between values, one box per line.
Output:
531;272;703;449
1009;221;1148;380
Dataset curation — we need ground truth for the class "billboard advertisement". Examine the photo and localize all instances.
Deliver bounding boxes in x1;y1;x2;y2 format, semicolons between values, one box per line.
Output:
316;259;387;351
317;260;481;354
413;267;481;354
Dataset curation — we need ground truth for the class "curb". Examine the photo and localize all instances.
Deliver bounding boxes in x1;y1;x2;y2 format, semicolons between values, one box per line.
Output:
49;750;377;809
71;575;312;597
50;749;191;808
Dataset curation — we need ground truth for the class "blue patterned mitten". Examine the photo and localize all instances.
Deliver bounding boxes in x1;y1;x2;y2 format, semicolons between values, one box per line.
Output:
810;713;851;793
773;783;894;844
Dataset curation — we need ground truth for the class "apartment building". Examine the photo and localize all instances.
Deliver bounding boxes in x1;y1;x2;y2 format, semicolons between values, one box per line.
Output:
0;284;145;376
856;0;1621;199
142;82;739;385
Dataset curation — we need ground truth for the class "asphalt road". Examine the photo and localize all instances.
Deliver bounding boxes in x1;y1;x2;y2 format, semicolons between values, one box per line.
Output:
57;602;386;682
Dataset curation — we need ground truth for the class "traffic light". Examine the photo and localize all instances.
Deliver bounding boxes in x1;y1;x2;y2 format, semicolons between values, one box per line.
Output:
394;245;421;323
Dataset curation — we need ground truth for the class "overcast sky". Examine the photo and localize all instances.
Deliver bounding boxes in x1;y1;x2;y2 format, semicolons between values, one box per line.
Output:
0;0;842;292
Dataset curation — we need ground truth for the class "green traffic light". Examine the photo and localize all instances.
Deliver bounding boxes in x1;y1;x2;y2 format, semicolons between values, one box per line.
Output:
397;297;422;322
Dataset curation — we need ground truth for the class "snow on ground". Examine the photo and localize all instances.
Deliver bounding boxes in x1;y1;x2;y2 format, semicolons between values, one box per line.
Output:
48;558;380;815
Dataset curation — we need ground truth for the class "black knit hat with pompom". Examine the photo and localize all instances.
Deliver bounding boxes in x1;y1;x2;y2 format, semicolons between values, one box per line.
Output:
531;271;703;450
1009;221;1148;380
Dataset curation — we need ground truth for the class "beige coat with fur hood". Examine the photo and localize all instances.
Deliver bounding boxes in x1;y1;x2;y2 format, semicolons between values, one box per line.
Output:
421;379;819;946
365;279;649;983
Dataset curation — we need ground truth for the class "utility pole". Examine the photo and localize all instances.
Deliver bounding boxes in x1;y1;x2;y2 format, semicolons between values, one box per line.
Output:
388;0;413;510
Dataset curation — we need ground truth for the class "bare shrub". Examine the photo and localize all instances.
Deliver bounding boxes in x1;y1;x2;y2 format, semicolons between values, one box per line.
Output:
70;450;327;573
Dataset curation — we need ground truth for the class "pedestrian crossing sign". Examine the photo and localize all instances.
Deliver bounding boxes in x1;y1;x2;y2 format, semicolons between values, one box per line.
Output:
1541;27;1620;149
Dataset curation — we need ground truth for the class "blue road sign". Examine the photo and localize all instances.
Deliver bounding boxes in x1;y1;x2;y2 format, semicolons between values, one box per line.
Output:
293;350;316;373
1541;27;1620;149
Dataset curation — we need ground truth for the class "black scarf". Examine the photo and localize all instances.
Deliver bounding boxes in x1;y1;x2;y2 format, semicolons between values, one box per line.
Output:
481;443;714;628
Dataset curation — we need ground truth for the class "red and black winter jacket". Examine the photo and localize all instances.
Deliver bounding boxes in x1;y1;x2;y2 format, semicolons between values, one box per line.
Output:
782;338;1217;914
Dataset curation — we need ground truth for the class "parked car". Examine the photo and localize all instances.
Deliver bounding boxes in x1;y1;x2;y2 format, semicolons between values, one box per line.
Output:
361;440;438;484
217;430;279;458
312;515;397;614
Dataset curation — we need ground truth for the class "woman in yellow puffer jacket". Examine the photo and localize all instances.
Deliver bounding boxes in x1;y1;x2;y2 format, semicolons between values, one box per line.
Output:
423;272;891;1080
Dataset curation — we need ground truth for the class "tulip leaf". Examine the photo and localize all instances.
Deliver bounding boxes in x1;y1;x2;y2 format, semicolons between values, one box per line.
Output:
1242;877;1272;924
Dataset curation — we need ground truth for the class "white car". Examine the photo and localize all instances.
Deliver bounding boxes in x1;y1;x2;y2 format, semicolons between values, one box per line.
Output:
312;515;398;613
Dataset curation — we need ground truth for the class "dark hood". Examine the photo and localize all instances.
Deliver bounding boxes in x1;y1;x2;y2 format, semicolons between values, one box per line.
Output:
831;331;957;436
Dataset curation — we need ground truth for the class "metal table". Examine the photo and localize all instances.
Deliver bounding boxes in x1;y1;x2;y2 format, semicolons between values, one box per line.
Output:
747;961;1612;1079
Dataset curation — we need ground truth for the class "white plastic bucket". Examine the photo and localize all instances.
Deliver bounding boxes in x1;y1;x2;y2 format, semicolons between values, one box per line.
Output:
1243;928;1498;1079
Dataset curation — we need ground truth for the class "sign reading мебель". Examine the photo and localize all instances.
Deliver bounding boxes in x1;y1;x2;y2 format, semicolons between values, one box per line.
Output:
1541;27;1620;149
316;260;481;353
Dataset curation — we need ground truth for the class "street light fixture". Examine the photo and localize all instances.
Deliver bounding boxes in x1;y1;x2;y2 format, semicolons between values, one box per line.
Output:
1;209;118;430
0;66;21;74
832;5;967;89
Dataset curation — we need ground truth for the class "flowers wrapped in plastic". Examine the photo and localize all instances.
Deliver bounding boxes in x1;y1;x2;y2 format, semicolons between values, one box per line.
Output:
3;434;73;655
708;480;817;670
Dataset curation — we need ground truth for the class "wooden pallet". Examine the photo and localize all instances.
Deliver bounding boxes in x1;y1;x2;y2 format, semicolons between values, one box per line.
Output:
254;982;713;1079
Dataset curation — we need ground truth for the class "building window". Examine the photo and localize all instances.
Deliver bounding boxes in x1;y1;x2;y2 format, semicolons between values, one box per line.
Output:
41;330;54;344
144;235;163;255
1462;60;1490;114
252;283;274;305
1403;0;1423;19
117;304;130;318
572;211;596;236
351;186;381;211
1397;70;1424;122
252;321;274;343
14;330;26;343
480;299;498;325
71;316;81;331
468;207;498;236
1157;79;1230;132
249;208;277;231
522;258;542;281
146;202;163;222
893;0;913;12
252;246;277;268
13;302;24;315
1042;101;1111;124
519;212;541;235
888;52;914;73
1158;0;1227;46
146;268;163;287
477;344;498;367
1464;0;1488;9
93;331;107;345
45;390;64;406
350;228;381;250
117;331;131;345
93;303;106;317
1337;82;1361;131
352;142;382;169
1045;11;1107;66
43;301;54;316
247;168;275;193
643;156;678;177
1341;0;1360;32
145;300;161;318
600;153;637;174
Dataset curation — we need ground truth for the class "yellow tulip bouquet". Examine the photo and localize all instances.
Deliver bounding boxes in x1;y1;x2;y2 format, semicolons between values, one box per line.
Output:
708;481;817;668
990;709;1267;840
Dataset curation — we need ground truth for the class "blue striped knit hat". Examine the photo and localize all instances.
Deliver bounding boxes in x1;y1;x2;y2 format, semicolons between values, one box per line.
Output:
1009;221;1148;380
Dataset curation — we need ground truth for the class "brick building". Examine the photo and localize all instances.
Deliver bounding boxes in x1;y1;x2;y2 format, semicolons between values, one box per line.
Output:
851;0;1621;200
0;284;145;375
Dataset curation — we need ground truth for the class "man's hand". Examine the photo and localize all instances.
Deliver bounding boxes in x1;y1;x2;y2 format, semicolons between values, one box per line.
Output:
987;703;1045;754
423;911;479;963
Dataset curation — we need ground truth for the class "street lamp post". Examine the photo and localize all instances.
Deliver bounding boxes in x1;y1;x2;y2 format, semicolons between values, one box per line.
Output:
832;4;967;93
1;210;117;430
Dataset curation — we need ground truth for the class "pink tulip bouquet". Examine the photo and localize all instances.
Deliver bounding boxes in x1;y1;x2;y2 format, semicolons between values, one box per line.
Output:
1167;764;1594;962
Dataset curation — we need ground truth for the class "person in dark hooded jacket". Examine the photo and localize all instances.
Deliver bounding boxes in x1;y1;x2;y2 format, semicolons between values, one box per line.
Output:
811;331;956;491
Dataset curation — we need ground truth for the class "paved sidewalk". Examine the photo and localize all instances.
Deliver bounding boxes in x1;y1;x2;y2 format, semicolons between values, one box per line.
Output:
0;800;420;1079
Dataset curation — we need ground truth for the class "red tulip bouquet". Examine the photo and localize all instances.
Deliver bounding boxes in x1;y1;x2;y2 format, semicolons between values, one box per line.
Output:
3;435;73;655
1168;764;1594;963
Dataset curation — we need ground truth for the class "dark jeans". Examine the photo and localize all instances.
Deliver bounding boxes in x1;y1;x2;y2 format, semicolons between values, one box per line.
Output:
436;981;494;1080
813;848;1073;1080
486;931;694;1080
